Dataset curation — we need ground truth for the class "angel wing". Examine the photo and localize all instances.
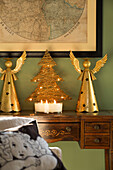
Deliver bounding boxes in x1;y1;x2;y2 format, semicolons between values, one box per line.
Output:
70;51;81;74
12;51;26;74
92;54;107;74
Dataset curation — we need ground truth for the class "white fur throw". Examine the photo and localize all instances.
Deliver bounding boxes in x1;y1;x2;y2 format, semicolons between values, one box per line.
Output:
0;117;34;131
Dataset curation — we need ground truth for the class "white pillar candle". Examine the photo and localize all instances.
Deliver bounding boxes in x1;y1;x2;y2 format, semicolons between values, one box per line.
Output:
44;100;49;113
49;100;62;113
35;100;44;112
35;100;63;113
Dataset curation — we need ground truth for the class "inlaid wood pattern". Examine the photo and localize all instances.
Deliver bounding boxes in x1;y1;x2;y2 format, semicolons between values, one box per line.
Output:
38;123;80;143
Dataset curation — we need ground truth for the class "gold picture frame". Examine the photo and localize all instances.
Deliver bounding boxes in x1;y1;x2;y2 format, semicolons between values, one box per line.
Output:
0;0;102;58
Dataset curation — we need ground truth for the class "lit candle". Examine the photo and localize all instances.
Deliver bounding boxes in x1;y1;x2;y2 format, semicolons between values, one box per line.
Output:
35;100;44;112
49;100;63;113
35;100;63;113
44;100;49;114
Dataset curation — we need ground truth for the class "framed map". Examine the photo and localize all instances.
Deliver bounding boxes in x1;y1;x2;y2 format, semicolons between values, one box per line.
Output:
0;0;102;57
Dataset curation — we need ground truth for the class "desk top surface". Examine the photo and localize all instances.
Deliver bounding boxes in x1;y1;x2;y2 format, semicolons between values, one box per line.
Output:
0;110;113;122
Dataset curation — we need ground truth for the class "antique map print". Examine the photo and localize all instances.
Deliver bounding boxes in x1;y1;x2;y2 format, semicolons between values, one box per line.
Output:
0;0;87;43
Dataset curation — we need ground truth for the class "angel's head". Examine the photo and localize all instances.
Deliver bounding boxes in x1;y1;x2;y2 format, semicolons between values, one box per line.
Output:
83;59;91;68
5;60;12;68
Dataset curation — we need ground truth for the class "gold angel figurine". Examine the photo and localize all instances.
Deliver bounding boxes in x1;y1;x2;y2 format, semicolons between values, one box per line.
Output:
0;51;26;113
70;51;107;113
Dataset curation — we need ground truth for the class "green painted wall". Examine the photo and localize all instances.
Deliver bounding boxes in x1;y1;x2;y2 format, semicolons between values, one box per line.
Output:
0;0;113;169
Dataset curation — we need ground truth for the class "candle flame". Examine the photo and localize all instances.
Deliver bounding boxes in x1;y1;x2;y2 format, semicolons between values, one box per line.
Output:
54;100;56;104
29;98;32;101
46;100;48;104
41;100;43;104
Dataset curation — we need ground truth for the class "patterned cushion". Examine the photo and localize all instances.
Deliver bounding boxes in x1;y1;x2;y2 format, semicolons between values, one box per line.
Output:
0;119;66;170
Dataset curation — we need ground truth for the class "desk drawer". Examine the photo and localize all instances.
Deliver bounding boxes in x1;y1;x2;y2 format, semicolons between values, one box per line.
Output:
85;135;110;147
38;123;80;142
85;122;110;133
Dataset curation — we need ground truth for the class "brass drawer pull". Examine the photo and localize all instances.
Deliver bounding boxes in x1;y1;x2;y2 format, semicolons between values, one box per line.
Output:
94;138;100;143
93;125;100;130
66;126;71;132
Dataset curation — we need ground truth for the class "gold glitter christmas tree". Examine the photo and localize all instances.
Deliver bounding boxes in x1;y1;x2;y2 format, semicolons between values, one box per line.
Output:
27;50;71;103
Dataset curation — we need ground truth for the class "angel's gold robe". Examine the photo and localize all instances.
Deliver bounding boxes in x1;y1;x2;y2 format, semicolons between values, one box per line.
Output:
76;68;98;113
0;68;20;112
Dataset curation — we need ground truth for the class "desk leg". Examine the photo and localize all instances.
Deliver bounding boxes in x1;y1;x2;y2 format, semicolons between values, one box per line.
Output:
105;149;110;170
105;149;113;170
109;150;113;170
109;121;113;170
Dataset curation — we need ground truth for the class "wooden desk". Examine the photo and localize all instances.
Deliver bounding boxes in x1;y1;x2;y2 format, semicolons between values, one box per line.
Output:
2;110;113;170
